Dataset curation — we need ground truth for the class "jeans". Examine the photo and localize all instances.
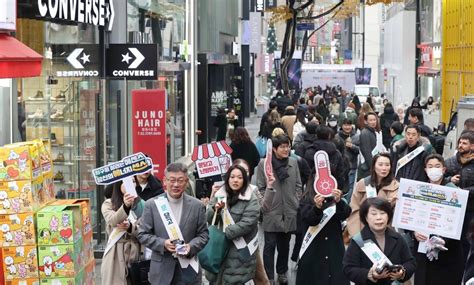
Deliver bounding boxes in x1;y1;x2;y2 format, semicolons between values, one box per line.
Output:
263;231;291;281
345;169;357;204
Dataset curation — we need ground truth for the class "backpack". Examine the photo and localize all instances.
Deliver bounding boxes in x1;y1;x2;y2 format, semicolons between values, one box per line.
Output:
428;134;445;155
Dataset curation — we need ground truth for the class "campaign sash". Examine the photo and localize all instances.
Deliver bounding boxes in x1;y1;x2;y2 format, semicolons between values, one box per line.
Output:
395;145;425;176
103;211;137;256
155;197;199;275
372;131;387;156
298;205;337;259
353;233;393;265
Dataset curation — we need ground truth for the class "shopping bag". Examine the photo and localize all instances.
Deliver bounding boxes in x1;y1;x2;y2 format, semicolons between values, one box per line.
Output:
255;136;267;158
128;259;151;284
197;210;229;274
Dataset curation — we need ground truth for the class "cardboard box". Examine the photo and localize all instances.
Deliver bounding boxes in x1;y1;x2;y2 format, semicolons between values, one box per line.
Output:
39;269;84;285
1;246;39;280
84;259;95;285
39;139;53;178
82;230;93;265
37;240;83;278
0;181;41;214
50;199;91;234
0;213;36;246
0;144;42;182
36;205;82;245
5;279;40;285
40;178;55;206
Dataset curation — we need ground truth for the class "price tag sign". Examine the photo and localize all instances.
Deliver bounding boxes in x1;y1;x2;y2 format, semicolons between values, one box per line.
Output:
313;151;337;197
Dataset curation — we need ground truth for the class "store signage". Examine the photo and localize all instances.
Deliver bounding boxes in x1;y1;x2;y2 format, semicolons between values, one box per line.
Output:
106;44;158;80
297;23;315;31
249;12;261;54
265;0;277;9
37;0;115;31
92;152;153;185
132;90;167;180
56;45;101;77
255;0;265;12
0;0;16;31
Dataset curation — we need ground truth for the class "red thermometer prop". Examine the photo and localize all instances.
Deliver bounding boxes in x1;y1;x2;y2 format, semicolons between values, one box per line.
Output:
264;139;273;181
313;151;337;197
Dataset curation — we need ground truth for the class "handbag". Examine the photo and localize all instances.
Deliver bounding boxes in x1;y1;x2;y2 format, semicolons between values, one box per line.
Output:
255;136;267;158
197;209;229;274
128;259;151;284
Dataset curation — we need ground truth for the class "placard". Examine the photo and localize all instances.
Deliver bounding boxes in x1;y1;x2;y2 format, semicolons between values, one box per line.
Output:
392;179;468;240
313;151;337;197
191;142;233;178
92;152;153;185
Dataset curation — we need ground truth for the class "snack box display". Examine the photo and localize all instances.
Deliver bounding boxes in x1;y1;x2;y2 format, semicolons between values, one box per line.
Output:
84;259;95;285
82;230;93;264
39;269;84;285
0;181;41;214
37;239;83;279
50;199;91;234
36;205;82;245
0;212;36;246
0;143;42;182
38;139;53;178
5;279;40;285
0;246;39;280
39;178;55;206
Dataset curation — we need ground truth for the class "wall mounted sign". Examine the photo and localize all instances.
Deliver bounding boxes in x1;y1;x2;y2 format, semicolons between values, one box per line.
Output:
0;0;16;31
106;44;158;80
255;0;265;12
37;0;115;31
55;45;101;77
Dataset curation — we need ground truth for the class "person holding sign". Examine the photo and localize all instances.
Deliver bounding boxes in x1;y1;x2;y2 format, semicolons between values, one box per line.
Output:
137;163;209;285
412;154;463;285
205;164;261;284
101;181;142;284
343;198;416;285
347;153;399;237
296;178;351;285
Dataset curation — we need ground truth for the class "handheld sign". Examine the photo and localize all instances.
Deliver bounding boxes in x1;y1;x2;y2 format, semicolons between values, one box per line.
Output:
92;152;153;196
264;138;273;181
313;151;337;197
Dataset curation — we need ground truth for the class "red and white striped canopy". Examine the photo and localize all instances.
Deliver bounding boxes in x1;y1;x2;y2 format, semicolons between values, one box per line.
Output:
191;141;233;161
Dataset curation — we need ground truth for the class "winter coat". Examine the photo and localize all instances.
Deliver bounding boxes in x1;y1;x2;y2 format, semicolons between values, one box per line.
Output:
414;181;464;285
343;227;416;285
261;121;286;139
206;187;260;284
281;115;297;140
339;96;352;114
135;175;164;201
358;127;377;177
275;95;293;115
390;134;404;151
302;139;348;190
296;187;351;285
347;178;399;237
256;157;302;233
214;112;228;141
293;120;306;141
445;152;474;211
338;108;358;127
230;140;261;179
329;102;341;116
101;199;141;285
334;130;360;170
317;104;330;121
379;105;399;149
294;133;318;158
391;137;434;182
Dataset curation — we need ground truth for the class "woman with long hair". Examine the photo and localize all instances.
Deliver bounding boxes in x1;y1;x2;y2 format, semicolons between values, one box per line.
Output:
261;110;286;139
347;153;399;237
351;95;362;115
230;127;261;179
205;164;261;284
281;106;297;141
316;98;330;122
101;181;143;284
293;108;308;139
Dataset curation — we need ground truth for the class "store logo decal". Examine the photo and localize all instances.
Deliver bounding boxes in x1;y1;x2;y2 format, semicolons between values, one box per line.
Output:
121;48;145;69
67;48;91;69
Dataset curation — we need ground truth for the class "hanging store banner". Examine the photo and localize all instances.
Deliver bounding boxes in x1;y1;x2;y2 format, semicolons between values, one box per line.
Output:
255;0;265;12
265;0;277;9
249;12;262;54
132;89;167;179
107;44;158;80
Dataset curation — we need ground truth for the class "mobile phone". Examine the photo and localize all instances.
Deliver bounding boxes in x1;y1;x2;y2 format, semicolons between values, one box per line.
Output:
387;265;403;272
324;196;335;203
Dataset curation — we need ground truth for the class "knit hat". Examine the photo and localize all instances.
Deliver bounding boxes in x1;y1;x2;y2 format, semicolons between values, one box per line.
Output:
347;102;356;109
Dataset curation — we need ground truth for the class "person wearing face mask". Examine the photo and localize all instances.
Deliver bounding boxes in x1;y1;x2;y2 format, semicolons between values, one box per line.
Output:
327;114;339;133
205;164;261;284
347;153;399;237
343;198;416;285
411;154;463;285
357;112;381;180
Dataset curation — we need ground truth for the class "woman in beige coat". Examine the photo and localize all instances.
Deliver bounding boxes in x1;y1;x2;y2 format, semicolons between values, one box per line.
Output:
347;153;399;237
101;182;142;285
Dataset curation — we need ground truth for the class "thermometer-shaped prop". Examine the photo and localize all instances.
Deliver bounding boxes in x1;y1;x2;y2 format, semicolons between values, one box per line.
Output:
313;151;337;197
264;139;273;181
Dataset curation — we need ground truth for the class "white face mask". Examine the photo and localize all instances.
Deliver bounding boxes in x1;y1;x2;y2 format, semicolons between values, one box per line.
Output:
426;167;444;182
329;121;337;127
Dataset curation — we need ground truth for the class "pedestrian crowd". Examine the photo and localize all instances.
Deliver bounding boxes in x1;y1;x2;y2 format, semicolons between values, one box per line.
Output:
100;86;474;285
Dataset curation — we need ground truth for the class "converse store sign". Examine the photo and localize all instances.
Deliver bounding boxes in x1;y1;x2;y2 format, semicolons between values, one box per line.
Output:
56;45;101;77
106;44;158;80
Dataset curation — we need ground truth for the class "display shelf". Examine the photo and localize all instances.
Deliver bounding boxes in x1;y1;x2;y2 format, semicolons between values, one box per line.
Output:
52;162;75;166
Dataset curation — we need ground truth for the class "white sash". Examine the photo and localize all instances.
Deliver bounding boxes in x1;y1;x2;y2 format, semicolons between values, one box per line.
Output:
298;205;337;259
372;131;387;156
155;197;199;274
355;237;393;266
395;145;425;176
103;211;137;256
222;208;259;261
366;185;377;198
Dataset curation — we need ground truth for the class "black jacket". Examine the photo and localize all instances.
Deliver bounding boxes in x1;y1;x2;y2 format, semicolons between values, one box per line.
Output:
359;127;377;171
343;227;416;285
391;138;434;182
135;174;164;201
445;153;474;211
230;140;261;179
294;133;318;158
334;130;360;170
379;105;399;149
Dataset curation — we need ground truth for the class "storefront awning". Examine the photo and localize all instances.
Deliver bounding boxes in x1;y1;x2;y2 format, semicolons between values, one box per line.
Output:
191;141;233;161
0;33;43;78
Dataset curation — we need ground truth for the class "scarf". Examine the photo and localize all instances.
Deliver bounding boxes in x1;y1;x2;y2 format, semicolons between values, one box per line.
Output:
272;153;290;182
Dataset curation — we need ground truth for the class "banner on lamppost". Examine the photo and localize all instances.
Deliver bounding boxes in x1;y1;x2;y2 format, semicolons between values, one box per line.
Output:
249;12;261;54
265;0;277;9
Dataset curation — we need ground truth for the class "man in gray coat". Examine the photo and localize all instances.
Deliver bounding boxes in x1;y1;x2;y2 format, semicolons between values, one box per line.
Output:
257;134;302;284
138;162;209;285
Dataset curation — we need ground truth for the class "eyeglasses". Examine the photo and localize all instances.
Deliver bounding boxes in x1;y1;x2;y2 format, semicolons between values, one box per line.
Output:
167;178;187;185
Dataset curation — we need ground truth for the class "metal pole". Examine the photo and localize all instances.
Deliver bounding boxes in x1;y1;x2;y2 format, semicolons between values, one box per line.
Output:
361;0;365;69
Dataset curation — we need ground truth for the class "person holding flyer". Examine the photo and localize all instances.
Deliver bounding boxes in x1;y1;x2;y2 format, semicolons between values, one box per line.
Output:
101;181;143;284
347;153;399;237
296;177;351;285
412;154;463;285
205;164;261;284
343;198;416;285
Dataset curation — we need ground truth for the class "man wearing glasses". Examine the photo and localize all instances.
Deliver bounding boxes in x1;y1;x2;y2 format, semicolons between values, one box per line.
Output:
138;162;209;284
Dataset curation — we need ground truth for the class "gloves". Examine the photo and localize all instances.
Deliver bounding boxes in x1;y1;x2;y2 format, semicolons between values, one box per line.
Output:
426;235;448;261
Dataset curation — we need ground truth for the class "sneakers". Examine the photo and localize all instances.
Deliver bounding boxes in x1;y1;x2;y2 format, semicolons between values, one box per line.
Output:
278;273;288;284
28;109;44;119
29;90;44;100
53;171;64;181
51;92;66;101
50;110;64;120
50;133;57;143
53;152;65;163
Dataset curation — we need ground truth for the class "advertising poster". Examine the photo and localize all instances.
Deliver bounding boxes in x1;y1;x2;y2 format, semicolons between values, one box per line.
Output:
355;67;372;84
191;141;233;178
132;89;167;179
393;179;468;240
